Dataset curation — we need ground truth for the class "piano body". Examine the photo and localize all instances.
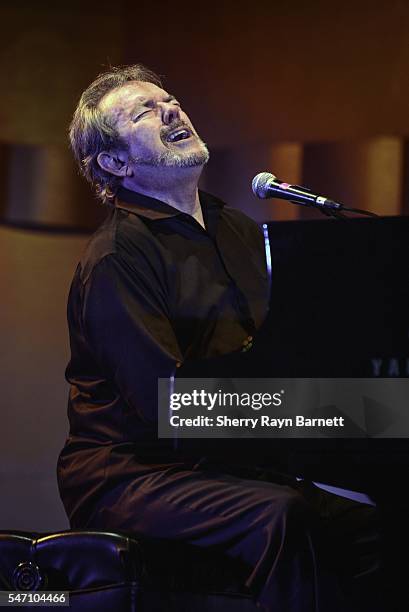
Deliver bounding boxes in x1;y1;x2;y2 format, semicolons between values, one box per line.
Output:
177;215;409;504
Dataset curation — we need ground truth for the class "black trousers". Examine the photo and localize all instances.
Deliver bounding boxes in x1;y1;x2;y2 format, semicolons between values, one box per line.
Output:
88;462;388;612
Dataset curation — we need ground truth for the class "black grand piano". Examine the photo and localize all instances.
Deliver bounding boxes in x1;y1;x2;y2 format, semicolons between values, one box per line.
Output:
177;215;409;504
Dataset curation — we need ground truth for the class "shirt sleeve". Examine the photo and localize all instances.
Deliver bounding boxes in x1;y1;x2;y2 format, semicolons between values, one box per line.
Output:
81;251;183;425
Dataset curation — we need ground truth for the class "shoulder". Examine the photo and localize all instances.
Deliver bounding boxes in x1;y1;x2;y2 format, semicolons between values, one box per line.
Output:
78;208;154;285
200;190;263;240
220;203;264;250
222;205;262;233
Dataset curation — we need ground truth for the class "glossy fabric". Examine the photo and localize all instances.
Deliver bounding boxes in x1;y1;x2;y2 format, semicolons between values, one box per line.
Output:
87;465;384;612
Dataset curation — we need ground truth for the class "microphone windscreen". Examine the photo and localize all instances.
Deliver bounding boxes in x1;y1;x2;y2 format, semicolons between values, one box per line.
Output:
252;172;276;198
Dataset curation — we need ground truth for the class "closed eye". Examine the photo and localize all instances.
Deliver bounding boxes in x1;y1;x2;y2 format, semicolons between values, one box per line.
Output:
132;110;151;122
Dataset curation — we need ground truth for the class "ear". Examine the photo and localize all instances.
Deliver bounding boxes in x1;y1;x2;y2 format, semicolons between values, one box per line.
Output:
97;151;130;177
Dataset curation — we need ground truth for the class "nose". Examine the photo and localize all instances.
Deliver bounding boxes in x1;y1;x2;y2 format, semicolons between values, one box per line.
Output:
159;101;181;125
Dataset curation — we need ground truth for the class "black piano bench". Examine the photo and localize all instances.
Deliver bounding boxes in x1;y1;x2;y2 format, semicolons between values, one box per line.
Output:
0;530;258;611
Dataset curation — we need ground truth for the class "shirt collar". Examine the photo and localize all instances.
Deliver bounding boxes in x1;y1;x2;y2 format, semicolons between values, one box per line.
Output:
115;186;225;220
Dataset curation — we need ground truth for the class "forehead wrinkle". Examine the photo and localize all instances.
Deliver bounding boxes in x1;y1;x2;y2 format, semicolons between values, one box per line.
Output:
98;82;177;130
101;95;149;126
99;84;139;114
101;82;166;109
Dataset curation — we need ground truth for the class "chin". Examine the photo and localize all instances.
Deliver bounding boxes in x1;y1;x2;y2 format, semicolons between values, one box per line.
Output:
133;142;209;169
159;144;210;168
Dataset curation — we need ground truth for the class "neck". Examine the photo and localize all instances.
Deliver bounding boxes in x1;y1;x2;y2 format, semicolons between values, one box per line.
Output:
122;165;203;216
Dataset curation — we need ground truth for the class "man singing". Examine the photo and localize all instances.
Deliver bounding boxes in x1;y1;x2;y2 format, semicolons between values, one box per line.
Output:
57;65;383;611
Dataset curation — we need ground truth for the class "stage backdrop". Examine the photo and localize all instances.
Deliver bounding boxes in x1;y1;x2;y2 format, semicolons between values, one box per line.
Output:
0;225;88;530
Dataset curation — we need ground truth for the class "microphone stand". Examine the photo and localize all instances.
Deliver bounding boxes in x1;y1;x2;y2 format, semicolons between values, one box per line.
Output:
290;200;378;220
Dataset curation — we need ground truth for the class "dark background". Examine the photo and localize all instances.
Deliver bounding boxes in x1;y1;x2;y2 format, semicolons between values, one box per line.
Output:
0;0;408;530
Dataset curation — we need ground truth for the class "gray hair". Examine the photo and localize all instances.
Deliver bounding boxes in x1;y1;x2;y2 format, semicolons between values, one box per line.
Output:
69;64;162;205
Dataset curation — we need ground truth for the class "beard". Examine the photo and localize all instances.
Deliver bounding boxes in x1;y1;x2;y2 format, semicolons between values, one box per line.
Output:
128;118;210;169
130;139;210;169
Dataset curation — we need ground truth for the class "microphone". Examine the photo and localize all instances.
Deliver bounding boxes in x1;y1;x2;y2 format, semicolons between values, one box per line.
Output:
252;172;342;210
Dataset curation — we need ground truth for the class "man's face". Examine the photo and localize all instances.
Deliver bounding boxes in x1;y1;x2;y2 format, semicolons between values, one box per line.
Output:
99;81;209;169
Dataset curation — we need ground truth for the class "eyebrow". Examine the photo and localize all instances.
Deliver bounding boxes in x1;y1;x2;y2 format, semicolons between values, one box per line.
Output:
129;94;179;115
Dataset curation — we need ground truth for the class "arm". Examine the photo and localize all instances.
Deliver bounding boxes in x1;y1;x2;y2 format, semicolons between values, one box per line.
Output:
81;251;183;426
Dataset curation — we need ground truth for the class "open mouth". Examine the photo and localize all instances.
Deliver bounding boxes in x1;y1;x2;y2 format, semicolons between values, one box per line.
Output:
165;127;192;143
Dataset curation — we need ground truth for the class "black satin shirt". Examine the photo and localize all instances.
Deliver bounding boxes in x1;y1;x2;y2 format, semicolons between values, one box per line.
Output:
57;187;269;526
